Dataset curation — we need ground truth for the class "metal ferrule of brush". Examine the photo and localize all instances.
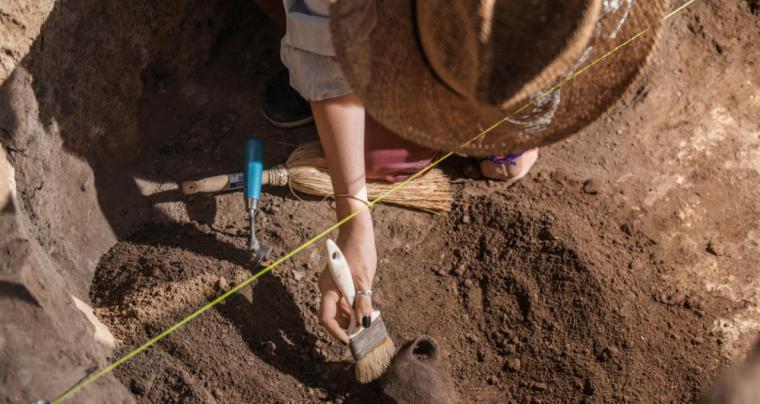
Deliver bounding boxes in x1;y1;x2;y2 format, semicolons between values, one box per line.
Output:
349;313;388;359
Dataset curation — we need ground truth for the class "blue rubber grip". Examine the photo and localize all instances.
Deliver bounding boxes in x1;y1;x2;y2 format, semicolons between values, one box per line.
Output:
244;138;263;201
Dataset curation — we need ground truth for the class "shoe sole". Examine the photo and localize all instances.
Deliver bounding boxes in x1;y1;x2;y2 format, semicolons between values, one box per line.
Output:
261;106;314;129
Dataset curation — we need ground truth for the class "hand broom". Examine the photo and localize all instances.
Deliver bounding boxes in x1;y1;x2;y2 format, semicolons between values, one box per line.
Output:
182;141;452;213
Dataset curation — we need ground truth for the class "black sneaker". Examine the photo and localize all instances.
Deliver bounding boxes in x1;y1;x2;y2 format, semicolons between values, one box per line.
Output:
261;68;314;128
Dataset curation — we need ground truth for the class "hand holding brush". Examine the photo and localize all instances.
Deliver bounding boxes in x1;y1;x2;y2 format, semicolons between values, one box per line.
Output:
323;239;395;383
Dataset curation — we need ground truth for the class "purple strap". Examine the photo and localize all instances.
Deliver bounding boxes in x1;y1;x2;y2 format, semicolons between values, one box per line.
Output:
486;151;526;166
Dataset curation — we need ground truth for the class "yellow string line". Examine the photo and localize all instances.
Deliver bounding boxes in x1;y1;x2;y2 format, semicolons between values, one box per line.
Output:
50;2;695;402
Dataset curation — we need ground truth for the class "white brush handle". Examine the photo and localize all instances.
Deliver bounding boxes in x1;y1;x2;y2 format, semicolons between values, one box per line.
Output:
326;239;356;308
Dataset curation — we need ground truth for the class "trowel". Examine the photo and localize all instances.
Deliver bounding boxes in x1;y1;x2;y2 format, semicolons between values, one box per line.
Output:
244;138;271;265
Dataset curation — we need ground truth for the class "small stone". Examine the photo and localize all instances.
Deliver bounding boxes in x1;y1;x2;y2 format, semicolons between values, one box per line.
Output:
292;270;305;281
531;382;548;391
505;358;521;372
706;240;726;256
432;266;446;276
627;260;640;271
487;375;498;385
212;389;223;399
477;347;488;362
217;277;229;290
262;203;278;215
466;333;478;343
262;340;276;356
691;336;704;345
462;214;471;224
504;343;516;354
582;178;600;195
454;264;466;276
181;373;196;386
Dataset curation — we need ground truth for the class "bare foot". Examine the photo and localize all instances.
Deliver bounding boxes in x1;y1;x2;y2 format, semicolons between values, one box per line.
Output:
479;148;539;182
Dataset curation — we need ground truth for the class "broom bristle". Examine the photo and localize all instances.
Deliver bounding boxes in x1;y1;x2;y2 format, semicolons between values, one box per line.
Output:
355;336;395;384
286;141;452;213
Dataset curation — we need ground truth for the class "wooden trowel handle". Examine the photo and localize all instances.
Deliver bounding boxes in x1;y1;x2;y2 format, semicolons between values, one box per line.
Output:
182;173;242;195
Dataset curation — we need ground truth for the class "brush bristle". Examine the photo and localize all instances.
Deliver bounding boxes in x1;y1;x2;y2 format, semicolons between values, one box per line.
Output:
355;336;395;384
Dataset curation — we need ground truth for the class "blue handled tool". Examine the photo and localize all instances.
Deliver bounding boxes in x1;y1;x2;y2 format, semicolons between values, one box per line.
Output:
244;138;271;264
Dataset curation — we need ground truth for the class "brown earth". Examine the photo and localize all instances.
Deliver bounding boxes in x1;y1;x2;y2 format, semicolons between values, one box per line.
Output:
92;175;728;402
2;0;760;403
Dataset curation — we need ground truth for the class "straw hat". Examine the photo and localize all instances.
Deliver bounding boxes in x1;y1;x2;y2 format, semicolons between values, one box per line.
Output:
330;0;669;157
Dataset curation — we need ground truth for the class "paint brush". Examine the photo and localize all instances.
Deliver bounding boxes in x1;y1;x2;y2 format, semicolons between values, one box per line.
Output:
325;239;395;383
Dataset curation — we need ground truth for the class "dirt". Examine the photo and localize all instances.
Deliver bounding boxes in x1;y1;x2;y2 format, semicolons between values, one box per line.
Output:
3;0;759;402
85;0;760;402
91;172;729;402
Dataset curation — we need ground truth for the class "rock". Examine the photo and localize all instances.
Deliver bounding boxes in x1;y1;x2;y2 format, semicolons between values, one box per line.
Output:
531;382;548;391
476;347;488;362
582;178;601;195
454;264;466;276
263;203;281;215
684;296;703;310
292;270;305;281
217;276;229;291
505;358;521;372
262;340;276;356
504;343;516;354
487;375;498;385
706;240;726;256
212;388;223;400
692;336;704;345
462;214;471;224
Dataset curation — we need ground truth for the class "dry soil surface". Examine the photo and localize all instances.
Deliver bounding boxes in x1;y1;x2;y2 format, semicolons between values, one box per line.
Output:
86;0;760;403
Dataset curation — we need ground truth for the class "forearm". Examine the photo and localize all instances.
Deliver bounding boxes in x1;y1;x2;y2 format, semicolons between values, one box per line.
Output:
311;93;376;290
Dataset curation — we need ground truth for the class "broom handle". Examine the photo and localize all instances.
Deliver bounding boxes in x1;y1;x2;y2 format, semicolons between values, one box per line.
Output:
181;168;286;195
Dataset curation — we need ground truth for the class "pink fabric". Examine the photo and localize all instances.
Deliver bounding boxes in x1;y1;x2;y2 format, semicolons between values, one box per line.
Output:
364;114;439;183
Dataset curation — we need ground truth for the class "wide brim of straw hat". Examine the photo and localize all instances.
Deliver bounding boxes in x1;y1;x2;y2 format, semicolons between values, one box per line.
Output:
330;0;669;157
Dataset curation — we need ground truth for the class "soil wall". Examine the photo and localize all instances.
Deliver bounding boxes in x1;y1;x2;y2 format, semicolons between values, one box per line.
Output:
1;0;247;401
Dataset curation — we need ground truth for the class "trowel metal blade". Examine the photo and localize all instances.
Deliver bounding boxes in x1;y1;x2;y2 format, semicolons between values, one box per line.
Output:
250;241;272;266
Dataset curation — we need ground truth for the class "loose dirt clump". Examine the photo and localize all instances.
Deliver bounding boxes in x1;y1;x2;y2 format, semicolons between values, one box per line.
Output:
447;177;723;402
